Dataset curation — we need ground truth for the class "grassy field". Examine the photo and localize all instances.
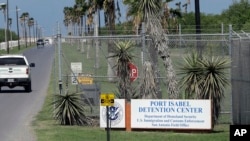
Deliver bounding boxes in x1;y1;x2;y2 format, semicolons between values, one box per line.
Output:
32;41;231;141
33;87;230;141
33;92;230;141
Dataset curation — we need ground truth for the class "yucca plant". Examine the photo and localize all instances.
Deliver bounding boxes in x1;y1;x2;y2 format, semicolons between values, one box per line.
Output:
179;52;230;128
52;92;89;126
109;40;135;101
178;52;203;99
199;56;230;127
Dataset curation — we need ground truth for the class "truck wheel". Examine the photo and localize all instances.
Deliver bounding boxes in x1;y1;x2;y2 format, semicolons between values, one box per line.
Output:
25;82;32;92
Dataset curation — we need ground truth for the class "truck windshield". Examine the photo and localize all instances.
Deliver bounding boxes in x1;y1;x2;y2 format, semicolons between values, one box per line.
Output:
0;58;26;65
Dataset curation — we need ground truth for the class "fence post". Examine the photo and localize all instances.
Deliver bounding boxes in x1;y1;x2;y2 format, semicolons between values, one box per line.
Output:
221;23;224;34
229;24;233;124
229;24;232;56
141;22;145;66
179;24;182;47
94;9;99;69
125;100;131;131
57;22;63;95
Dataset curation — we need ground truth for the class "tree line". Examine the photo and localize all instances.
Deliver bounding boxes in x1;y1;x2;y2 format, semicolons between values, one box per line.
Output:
0;12;39;44
63;0;250;35
1;0;249;42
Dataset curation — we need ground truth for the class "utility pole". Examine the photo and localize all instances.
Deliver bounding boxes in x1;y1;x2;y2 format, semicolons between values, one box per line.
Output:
195;0;202;57
195;0;201;35
16;6;20;50
6;0;9;53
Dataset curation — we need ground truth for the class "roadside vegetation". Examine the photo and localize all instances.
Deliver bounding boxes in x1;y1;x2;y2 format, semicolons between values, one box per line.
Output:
1;0;248;141
32;43;230;141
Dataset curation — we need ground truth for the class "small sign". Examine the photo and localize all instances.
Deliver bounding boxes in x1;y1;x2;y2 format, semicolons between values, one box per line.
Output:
128;62;138;82
71;73;78;85
77;76;93;84
100;99;125;128
71;62;82;74
100;93;115;106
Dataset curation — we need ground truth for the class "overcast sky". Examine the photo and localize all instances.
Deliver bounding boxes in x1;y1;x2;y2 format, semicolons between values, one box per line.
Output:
0;0;234;37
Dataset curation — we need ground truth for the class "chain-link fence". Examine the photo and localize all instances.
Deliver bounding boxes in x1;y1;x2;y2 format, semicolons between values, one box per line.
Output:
231;34;250;125
52;25;235;124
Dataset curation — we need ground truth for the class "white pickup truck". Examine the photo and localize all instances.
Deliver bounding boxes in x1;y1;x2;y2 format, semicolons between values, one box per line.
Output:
0;54;35;92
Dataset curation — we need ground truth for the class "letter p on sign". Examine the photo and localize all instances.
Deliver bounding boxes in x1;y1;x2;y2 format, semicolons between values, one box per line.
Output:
128;62;138;82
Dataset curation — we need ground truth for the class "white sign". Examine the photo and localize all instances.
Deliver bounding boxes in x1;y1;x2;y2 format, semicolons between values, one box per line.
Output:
100;99;125;128
71;62;82;74
71;62;82;85
131;99;212;129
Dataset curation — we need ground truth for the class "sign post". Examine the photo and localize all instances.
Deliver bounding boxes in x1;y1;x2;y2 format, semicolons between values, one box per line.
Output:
100;93;115;141
128;62;138;82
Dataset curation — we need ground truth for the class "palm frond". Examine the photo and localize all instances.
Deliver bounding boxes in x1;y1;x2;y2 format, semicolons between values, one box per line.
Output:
134;0;161;19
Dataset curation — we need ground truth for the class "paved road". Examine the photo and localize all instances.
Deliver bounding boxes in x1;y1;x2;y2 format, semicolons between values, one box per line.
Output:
0;46;54;141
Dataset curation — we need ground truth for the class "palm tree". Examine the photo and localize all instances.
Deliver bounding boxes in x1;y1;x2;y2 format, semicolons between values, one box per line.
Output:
179;52;230;128
70;3;88;36
86;0;105;35
161;1;183;34
28;17;34;46
124;0;179;98
73;0;88;54
74;0;88;35
139;61;158;99
124;0;182;34
86;0;104;68
19;12;29;48
63;7;70;35
124;0;143;35
104;0;117;82
63;7;74;35
86;0;121;80
109;41;135;101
